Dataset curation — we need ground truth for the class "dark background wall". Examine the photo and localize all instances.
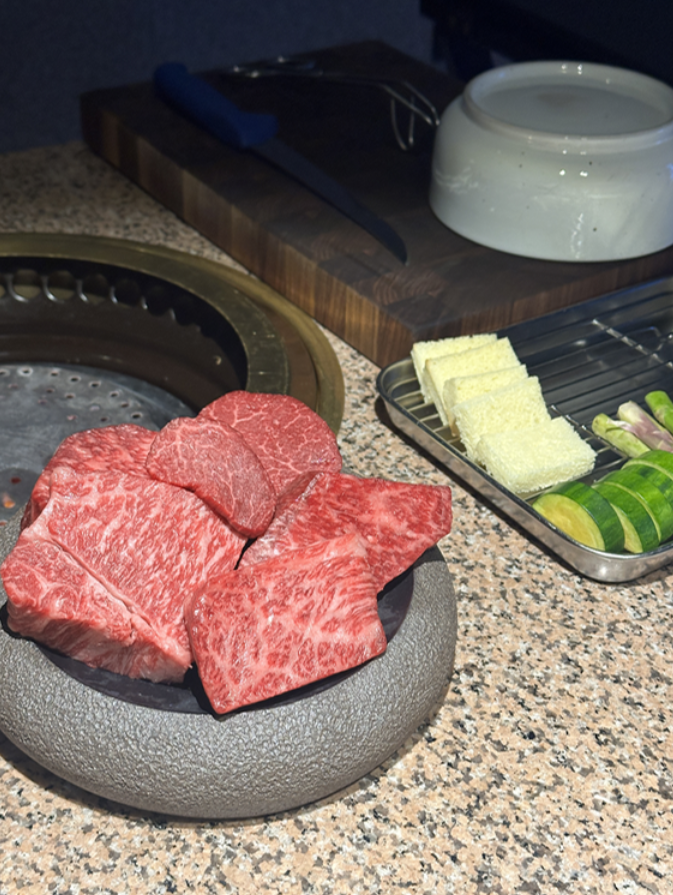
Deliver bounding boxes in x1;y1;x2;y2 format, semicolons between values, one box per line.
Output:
423;0;673;85
2;1;672;155
0;0;435;154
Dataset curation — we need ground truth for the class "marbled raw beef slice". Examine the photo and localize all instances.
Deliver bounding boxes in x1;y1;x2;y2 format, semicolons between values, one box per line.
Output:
2;536;188;683
145;415;275;537
186;532;386;714
240;472;453;592
199;392;342;509
23;423;157;527
4;467;247;682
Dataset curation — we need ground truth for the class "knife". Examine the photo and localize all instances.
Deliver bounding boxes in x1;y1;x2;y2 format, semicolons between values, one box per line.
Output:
153;62;408;264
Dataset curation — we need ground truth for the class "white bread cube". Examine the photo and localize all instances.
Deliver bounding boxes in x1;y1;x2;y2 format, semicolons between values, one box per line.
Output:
442;363;528;430
474;417;596;495
453;375;551;460
425;338;521;424
411;333;497;402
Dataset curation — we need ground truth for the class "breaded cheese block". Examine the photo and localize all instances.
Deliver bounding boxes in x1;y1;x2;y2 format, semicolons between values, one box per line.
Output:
453;375;551;460
411;333;497;402
441;363;528;429
425;337;520;417
475;417;597;495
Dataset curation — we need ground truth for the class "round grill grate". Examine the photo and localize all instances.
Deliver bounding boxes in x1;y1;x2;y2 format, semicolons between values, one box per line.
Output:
0;362;193;522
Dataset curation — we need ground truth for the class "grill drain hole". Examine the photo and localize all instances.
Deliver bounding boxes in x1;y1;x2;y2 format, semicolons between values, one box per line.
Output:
46;270;77;302
80;273;111;304
11;269;42;301
114;278;143;307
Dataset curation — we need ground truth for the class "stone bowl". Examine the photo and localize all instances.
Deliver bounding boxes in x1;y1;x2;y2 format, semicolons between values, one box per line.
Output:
0;513;456;819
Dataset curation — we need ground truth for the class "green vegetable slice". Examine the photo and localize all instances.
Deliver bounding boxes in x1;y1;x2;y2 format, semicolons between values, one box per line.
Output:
625;449;673;479
593;480;660;554
592;413;649;457
620;463;673;503
600;468;673;542
645;391;673;434
532;481;624;552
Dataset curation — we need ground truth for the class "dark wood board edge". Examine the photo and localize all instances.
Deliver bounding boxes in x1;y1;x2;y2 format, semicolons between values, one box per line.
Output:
81;96;417;365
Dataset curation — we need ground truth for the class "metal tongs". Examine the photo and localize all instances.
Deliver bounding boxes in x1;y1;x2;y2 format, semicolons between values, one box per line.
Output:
226;55;441;151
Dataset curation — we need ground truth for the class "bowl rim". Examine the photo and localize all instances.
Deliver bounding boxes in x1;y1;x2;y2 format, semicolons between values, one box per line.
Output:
462;60;673;151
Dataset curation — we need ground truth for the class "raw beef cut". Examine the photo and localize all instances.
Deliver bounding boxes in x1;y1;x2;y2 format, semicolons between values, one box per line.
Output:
2;390;454;707
4;538;189;683
23;423;156;528
2;467;247;682
199;392;342;508
145;416;276;537
240;472;453;593
185;532;386;714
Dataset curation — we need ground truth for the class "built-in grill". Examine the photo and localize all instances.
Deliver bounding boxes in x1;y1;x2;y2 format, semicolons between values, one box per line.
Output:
0;232;344;523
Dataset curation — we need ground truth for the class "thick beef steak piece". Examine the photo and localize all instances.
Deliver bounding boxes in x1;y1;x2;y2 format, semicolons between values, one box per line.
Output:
200;392;342;508
145;416;276;537
24;423;156;527
241;472;453;593
185;532;386;714
3;468;247;682
4;537;189;683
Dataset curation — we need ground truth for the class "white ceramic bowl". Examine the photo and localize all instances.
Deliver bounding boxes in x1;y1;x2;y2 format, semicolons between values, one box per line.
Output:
429;61;673;262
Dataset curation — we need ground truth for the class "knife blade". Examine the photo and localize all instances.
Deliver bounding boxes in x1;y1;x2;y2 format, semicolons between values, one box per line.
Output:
153;63;408;264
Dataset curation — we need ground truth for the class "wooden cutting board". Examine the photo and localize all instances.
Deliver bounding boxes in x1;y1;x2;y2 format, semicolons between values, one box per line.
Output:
80;41;673;368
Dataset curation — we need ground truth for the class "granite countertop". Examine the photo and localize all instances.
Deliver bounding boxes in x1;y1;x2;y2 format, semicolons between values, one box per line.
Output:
0;143;671;895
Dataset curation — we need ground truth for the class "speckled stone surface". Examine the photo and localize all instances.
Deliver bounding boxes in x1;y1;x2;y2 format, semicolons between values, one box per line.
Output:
0;143;671;893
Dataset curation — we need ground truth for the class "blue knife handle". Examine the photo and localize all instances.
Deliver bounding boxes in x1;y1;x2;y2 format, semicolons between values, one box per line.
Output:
153;62;278;150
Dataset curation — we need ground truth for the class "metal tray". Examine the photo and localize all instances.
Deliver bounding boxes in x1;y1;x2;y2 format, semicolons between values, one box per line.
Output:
377;275;673;582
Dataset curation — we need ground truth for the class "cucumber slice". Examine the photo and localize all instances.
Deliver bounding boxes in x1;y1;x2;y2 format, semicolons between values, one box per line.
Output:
618;464;673;503
532;481;624;552
593;481;660;554
600;468;673;542
625;449;673;480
